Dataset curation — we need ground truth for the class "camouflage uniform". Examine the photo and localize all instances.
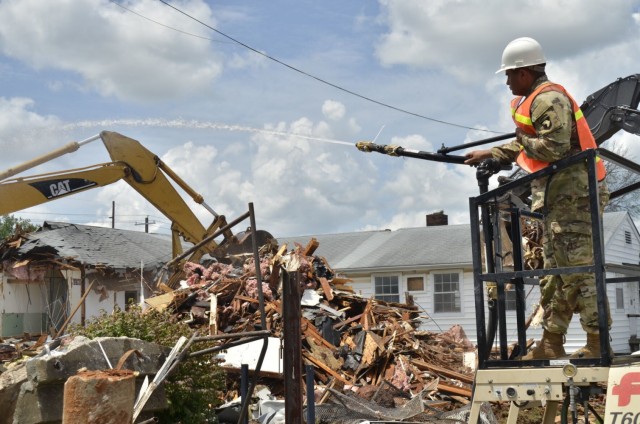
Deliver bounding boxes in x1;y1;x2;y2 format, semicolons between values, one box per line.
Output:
491;75;611;335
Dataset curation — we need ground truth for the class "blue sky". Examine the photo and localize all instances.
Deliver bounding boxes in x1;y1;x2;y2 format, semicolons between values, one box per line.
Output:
1;0;639;239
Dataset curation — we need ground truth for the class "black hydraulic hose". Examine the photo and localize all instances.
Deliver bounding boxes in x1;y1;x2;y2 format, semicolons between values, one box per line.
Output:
475;159;506;358
486;297;498;357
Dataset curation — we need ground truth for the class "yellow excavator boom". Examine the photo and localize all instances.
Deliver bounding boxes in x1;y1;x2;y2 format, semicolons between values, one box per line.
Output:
0;131;268;286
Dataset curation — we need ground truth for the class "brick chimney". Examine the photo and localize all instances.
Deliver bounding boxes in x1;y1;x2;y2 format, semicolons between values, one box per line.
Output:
426;211;448;226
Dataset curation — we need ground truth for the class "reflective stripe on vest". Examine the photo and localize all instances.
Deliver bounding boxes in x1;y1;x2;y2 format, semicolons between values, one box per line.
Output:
510;82;606;181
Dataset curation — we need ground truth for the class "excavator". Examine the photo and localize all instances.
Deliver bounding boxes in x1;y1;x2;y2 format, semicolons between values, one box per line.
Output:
357;74;640;423
0;130;274;288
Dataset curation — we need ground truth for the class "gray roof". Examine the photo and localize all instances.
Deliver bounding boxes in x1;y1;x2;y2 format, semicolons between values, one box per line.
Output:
279;211;631;272
12;221;173;272
280;224;472;272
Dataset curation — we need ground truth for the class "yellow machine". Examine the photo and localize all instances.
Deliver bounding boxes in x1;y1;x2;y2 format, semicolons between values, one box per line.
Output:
0;131;272;286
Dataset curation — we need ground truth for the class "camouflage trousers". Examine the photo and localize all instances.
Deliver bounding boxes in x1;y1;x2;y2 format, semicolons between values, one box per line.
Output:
532;164;611;335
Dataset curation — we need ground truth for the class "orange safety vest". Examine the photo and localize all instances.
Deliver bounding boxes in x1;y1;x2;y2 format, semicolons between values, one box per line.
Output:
510;82;606;181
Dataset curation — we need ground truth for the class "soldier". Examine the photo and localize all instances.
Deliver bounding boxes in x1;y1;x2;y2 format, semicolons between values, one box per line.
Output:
465;37;611;359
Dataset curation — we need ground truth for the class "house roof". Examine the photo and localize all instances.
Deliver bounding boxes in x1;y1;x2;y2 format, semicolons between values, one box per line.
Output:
279;211;631;272
10;221;173;272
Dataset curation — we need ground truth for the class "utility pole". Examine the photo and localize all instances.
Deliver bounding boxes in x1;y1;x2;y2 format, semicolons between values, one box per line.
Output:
135;216;155;233
110;201;115;229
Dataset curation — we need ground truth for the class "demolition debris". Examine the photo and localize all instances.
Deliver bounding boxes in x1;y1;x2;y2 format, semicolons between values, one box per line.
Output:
143;238;488;423
0;237;496;423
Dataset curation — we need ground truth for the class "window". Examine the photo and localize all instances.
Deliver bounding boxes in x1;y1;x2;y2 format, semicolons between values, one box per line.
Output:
125;291;138;310
407;276;424;292
374;275;400;303
504;289;517;311
616;287;624;310
433;272;461;313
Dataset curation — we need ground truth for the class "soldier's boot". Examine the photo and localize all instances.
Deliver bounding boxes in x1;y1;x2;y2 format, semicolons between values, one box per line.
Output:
522;330;566;360
569;333;614;359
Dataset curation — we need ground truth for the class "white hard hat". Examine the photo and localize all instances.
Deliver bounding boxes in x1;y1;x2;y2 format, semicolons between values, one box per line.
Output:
496;37;546;74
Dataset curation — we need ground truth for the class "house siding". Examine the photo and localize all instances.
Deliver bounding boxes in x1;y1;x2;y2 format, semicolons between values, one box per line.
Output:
604;215;640;353
0;267;143;338
329;212;640;355
0;274;48;336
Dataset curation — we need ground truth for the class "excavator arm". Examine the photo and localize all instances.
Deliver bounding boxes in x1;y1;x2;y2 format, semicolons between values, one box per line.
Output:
99;131;230;255
0;131;270;286
0;163;129;215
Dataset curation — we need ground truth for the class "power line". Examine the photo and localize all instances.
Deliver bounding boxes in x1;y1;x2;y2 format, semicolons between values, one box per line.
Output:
137;0;501;134
108;0;233;44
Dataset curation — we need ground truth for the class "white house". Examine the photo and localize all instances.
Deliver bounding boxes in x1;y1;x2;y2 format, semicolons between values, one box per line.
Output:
0;222;173;338
280;211;640;354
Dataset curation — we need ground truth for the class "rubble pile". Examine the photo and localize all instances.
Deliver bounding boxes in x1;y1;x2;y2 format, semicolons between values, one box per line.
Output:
147;239;479;422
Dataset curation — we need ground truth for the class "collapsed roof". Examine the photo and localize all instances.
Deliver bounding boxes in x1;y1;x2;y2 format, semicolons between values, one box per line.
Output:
1;221;174;274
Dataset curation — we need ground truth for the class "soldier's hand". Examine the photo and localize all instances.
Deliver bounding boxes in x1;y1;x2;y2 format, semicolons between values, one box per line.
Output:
464;149;493;165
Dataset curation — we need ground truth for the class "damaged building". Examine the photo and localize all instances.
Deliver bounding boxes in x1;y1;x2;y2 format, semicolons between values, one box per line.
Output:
0;221;173;338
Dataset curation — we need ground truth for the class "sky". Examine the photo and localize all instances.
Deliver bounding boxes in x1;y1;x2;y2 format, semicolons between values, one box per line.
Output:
1;0;639;242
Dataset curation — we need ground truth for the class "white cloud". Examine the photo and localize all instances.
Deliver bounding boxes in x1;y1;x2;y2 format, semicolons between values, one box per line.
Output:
0;97;62;164
0;0;223;102
375;0;640;82
322;100;346;121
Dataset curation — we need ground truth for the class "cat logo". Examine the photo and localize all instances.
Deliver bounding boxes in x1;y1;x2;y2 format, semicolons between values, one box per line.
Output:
49;180;72;197
29;178;98;199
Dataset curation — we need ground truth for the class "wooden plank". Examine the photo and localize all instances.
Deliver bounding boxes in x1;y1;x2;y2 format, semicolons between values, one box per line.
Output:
332;313;363;330
234;295;259;304
302;238;320;256
209;294;217;336
410;358;474;385
437;381;473;397
318;277;334;301
144;291;176;310
54;280;96;338
360;299;372;331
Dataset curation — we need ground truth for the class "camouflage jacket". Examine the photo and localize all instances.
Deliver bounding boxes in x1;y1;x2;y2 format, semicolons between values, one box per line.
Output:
490;76;589;211
491;75;580;164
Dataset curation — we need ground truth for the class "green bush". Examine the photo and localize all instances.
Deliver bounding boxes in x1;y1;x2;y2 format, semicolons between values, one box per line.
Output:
70;305;226;423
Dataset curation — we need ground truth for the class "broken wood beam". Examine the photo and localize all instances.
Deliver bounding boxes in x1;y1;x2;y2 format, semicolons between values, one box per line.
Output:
410;358;474;385
318;277;334;301
302;238;319;256
437;381;473;398
55;280;95;339
332;313;363;330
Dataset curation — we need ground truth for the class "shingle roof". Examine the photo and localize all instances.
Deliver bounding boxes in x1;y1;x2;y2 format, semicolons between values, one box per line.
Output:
14;221;173;272
279;224;472;271
279;211;630;272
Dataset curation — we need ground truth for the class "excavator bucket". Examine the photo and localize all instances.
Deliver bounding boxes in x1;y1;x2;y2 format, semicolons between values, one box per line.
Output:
581;74;640;145
206;228;276;265
224;228;276;255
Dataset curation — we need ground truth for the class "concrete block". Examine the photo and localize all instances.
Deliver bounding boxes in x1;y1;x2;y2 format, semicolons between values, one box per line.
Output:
0;336;170;424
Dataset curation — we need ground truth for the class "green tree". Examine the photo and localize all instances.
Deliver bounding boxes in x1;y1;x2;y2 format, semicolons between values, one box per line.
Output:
0;215;38;239
602;141;640;218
